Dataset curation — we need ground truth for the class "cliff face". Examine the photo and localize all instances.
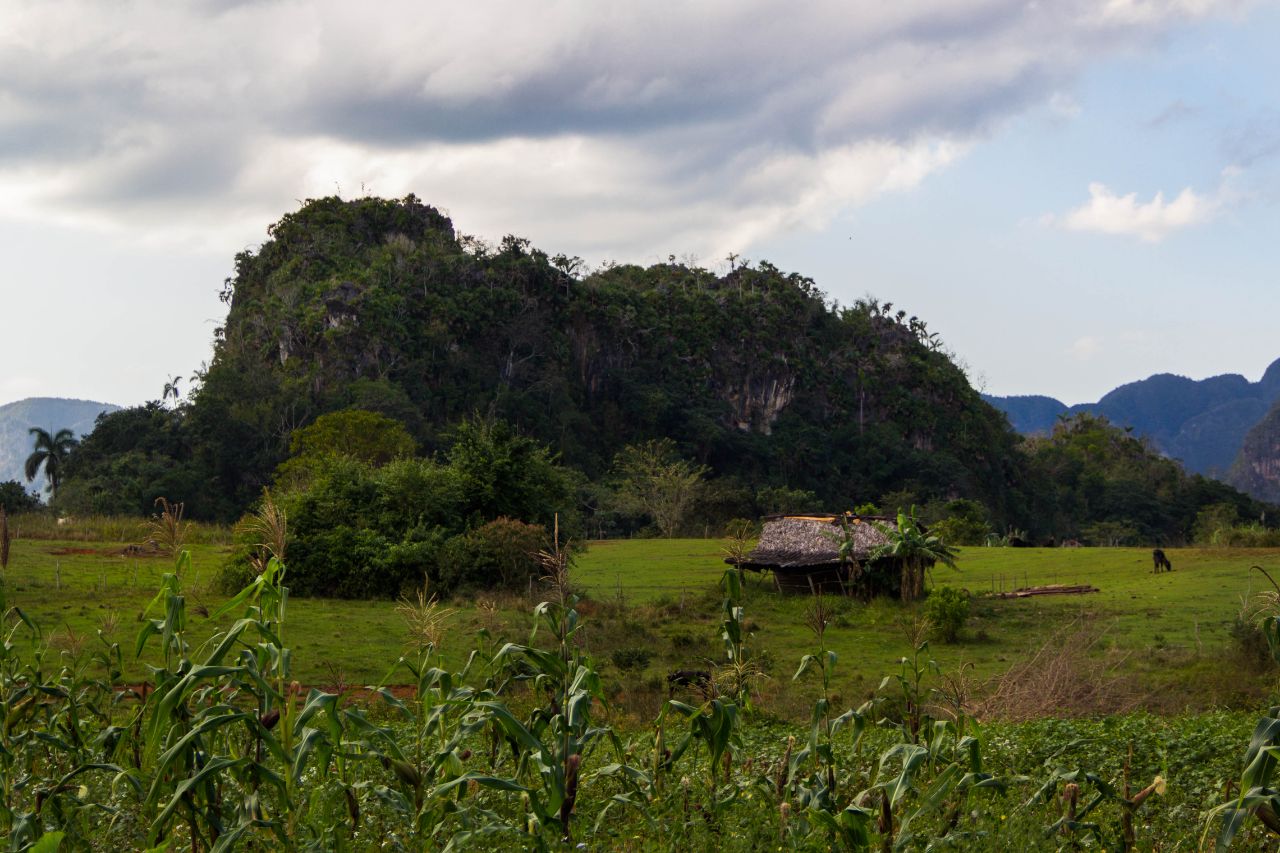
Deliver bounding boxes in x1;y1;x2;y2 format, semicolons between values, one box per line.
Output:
1229;402;1280;503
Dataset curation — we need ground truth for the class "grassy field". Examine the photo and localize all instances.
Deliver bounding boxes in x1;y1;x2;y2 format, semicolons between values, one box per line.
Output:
2;537;1278;717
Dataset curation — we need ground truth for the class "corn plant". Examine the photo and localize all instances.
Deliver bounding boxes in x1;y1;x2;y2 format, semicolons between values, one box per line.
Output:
790;596;866;810
1209;578;1280;850
849;623;1010;851
481;527;635;849
0;582;128;851
1028;760;1163;851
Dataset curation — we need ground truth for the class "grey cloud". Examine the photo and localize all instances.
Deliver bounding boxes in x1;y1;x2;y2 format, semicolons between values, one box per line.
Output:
1146;98;1198;127
0;0;1245;257
1222;114;1280;167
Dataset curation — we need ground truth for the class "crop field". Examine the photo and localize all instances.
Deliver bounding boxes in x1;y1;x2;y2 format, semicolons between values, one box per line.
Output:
2;537;1277;712
4;534;1280;849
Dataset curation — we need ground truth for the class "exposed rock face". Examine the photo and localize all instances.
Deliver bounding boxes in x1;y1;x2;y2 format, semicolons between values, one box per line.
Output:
723;374;795;434
1229;402;1280;503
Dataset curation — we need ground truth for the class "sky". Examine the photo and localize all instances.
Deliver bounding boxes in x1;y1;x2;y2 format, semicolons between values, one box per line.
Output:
1;0;1277;408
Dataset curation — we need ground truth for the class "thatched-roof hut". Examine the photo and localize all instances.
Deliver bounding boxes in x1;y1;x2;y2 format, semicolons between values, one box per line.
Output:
731;513;926;597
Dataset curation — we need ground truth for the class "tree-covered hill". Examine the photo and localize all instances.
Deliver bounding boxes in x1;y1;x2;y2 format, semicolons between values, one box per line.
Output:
65;195;1027;523
58;196;1275;546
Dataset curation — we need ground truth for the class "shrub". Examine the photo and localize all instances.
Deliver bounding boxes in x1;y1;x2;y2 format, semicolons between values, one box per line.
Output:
1216;523;1280;548
610;647;653;672
669;630;698;650
222;419;571;599
273;408;417;488
288;525;396;598
931;507;993;548
436;518;545;595
923;585;970;643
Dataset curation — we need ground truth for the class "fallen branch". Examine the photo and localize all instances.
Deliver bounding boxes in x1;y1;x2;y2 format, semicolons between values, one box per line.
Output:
991;583;1099;599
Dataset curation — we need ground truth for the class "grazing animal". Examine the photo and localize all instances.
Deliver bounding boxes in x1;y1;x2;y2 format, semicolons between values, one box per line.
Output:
1152;548;1172;573
667;669;712;697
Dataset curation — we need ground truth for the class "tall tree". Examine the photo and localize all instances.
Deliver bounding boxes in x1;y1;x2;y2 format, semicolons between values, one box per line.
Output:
24;427;78;499
162;374;182;407
611;439;708;538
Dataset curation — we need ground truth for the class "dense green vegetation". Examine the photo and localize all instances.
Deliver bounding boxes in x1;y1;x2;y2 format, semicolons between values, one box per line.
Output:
59;195;1028;529
1017;413;1270;544
3;533;1280;850
0;480;40;514
47;196;1274;562
218;417;572;598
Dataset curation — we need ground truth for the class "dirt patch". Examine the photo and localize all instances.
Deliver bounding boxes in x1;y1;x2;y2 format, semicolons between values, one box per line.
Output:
112;543;166;558
48;547;99;556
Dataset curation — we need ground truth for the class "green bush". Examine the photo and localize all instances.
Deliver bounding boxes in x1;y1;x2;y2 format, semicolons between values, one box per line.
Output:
610;647;653;672
436;518;545;595
923;585;970;643
220;420;571;599
1215;523;1280;548
928;499;993;546
288;525;396;598
0;481;40;514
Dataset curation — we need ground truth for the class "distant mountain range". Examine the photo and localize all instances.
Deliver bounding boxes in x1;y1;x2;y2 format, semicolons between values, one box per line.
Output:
984;358;1280;484
0;397;120;496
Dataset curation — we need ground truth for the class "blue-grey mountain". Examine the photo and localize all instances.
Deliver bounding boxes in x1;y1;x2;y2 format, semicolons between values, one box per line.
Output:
984;358;1280;480
0;398;119;495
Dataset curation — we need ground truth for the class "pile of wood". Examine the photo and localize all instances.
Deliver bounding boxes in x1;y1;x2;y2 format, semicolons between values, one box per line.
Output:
993;583;1099;599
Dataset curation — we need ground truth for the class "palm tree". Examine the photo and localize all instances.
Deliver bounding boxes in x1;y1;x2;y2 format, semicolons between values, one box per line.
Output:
870;508;958;603
24;427;78;499
162;374;182;406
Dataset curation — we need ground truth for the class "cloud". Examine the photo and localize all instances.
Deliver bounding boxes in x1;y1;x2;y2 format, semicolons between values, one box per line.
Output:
0;0;1247;259
1070;336;1103;361
1145;98;1197;128
1053;182;1219;241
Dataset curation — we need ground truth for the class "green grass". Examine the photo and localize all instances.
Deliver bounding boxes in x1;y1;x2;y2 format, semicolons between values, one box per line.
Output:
575;541;1280;713
3;537;1278;716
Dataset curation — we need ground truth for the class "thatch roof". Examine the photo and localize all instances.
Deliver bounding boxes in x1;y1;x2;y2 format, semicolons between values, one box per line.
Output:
740;514;897;570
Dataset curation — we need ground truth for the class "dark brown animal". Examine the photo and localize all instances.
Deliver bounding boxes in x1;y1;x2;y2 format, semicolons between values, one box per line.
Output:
667;669;712;697
1152;548;1172;573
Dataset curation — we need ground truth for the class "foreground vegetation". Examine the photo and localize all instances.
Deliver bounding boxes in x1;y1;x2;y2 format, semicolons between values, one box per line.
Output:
5;529;1280;850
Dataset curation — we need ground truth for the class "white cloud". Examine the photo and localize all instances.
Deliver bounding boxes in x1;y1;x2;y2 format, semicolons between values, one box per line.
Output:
1070;336;1103;361
1056;182;1219;241
1049;92;1083;120
0;0;1247;260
